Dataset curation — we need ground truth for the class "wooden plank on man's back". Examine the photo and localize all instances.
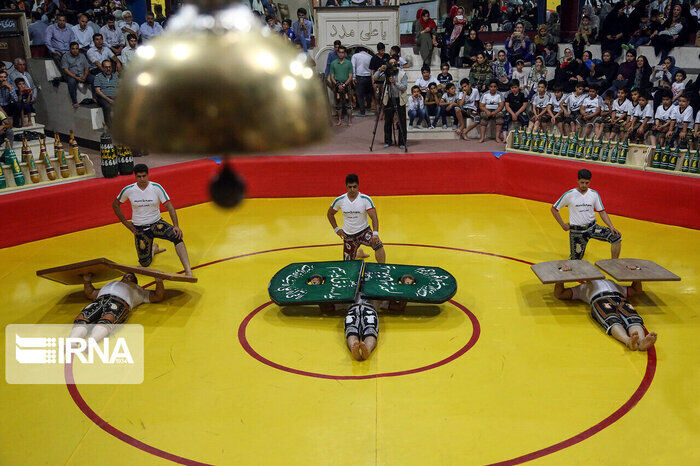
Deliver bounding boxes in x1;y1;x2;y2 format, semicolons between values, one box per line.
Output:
531;260;605;284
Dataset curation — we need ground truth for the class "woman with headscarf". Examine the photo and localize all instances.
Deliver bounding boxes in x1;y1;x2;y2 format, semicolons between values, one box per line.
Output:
528;56;548;97
534;24;558;66
600;3;629;60
632;55;653;91
650;3;687;61
505;22;533;66
582;5;601;39
446;5;467;67
484;0;501;31
461;28;485;68
587;50;618;90
553;48;586;92
414;9;438;67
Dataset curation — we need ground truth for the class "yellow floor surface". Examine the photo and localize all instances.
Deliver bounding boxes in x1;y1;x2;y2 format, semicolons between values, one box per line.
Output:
1;194;698;465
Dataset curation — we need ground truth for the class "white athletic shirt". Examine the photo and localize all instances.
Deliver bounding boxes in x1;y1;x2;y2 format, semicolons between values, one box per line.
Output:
97;281;150;308
600;101;610;112
695;109;700;125
612;98;634;118
117;182;171;226
633;102;654;122
565;92;586;112
655;104;674;122
460;88;480;110
480;91;503;110
571;279;628;304
549;93;567;113
531;91;550;109
553;188;605;226
330;192;376;235
415;76;439;90
581;95;602;114
672;105;694;125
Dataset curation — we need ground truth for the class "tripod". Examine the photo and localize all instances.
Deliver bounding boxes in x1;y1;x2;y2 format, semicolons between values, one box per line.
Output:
369;79;408;153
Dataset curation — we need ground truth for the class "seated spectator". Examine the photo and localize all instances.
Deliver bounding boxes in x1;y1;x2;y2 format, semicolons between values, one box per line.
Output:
553;48;586;92
483;0;502;31
0;70;19;127
93;60;118;128
528;56;548;97
483;41;495;62
440;82;465;131
444;6;467;67
651;56;678;93
461;29;485;68
632;55;653;93
415;66;438;95
581;6;600;39
120;34;138;66
651;3;687;61
436;63;453;92
505;22;533;66
589;50;618;90
407;85;425;128
280;19;296;42
424;82;442;128
0;106;13;144
612;50;638;91
28;11;48;46
293;8;313;53
45;14;77;70
492;50;512;92
72;14;93;51
573;16;593;59
14;78;35;127
62;42;93;108
140;12;163;42
600;4;629;60
511;60;528;91
100;15;125;55
625;11;656;51
88;33;122;75
469;51;493;94
265;15;281;33
534;24;557;67
414;9;437;67
9;59;37;108
118;11;140;41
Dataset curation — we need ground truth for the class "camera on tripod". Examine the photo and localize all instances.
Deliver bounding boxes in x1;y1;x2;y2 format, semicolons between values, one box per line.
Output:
384;63;399;78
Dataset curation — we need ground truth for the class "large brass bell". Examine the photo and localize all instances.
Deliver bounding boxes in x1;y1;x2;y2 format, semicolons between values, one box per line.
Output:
112;4;328;207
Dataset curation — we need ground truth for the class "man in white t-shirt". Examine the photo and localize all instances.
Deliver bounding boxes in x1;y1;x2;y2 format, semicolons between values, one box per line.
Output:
553;267;657;351
326;173;386;263
112;164;194;276
69;272;165;342
551;169;622;260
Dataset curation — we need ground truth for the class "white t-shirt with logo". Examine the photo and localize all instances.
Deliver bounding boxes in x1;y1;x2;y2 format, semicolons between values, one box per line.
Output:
459;88;480;110
330;192;376;235
571;279;628;304
633;102;654;122
671;104;694;125
531;91;550;110
549;93;567;113
565;92;586;113
97;280;150;308
552;188;605;226
480;91;503;110
612;98;634;118
655;104;675;123
581;95;602;114
117;182;171;226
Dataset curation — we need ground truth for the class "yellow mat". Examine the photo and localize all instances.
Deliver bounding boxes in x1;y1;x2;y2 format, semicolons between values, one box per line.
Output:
1;194;698;465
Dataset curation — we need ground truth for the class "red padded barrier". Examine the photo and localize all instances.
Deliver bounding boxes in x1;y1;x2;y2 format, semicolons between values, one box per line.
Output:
0;152;697;249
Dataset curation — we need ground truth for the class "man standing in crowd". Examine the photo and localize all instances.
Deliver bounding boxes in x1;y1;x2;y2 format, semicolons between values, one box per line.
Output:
45;14;76;70
373;57;408;149
370;42;390;106
352;46;373;117
62;42;93;109
140;13;163;42
330;45;354;127
324;40;341;78
28;11;48;46
93;60;119;128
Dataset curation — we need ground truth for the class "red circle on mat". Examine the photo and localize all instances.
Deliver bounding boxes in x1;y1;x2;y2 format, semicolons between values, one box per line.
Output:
237;299;480;380
65;243;657;466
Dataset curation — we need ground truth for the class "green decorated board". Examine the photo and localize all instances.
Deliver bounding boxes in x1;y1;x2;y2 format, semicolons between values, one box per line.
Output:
361;263;457;303
268;260;364;305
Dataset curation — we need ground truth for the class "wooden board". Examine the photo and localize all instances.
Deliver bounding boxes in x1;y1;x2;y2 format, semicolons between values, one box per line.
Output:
531;260;605;284
37;258;197;285
595;259;680;282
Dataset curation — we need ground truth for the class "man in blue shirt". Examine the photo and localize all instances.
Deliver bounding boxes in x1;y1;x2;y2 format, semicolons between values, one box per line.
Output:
28;12;49;46
45;14;76;70
325;40;341;77
293;8;313;53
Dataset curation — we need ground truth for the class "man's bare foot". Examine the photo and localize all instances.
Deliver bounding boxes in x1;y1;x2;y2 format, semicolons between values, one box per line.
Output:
626;333;639;350
347;120;352;126
350;341;363;361
359;341;371;360
638;332;657;351
184;270;194;277
152;244;166;255
335;120;342;126
478;138;485;143
355;248;370;259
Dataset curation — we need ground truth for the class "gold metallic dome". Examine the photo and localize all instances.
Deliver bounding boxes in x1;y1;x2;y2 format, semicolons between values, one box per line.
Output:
112;6;328;154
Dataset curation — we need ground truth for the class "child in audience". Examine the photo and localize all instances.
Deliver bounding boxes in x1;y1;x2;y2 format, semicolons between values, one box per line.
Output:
280;19;296;42
547;85;568;135
436;63;453;92
484;41;494;62
407;85;426;128
478;79;505;143
672;69;687;105
459;78;481;139
390;45;410;69
503;78;529;140
424;82;443;128
596;90;616;139
628;90;654;143
651;89;674;146
564;82;586;136
629;88;640;108
511;59;528;92
529;80;551;133
580;85;601;138
441;82;465;131
14;78;34;127
609;87;634;141
667;93;694;148
416;66;439;95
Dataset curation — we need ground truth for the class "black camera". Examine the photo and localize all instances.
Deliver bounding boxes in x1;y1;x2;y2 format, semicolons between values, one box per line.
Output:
385;63;399;77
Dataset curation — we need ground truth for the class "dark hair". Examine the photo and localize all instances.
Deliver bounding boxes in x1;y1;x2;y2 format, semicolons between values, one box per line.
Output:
476;52;486;59
658;88;673;99
578;169;592;180
603;89;615;100
553;84;564;92
92;33;103;40
133;163;149;175
650;9;660;16
338;45;346;53
428;82;437;89
105;14;115;21
333;39;341;47
399;274;415;284
411;85;420;92
638;90;650;100
297;7;307;15
510;78;520;87
391;45;401;54
441;63;450;69
488;79;499;86
679;92;691;101
345;173;359;185
123;273;138;284
575;82;585;89
14;77;25;86
126;33;137;41
538;79;547;87
676;69;687;80
69;41;79;47
497;49;506;56
31;11;41;20
617;87;628;94
460;78;469;86
626;48;637;58
376;42;385;51
282;19;292;27
446;82;456;90
420;65;430;73
265;15;274;22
